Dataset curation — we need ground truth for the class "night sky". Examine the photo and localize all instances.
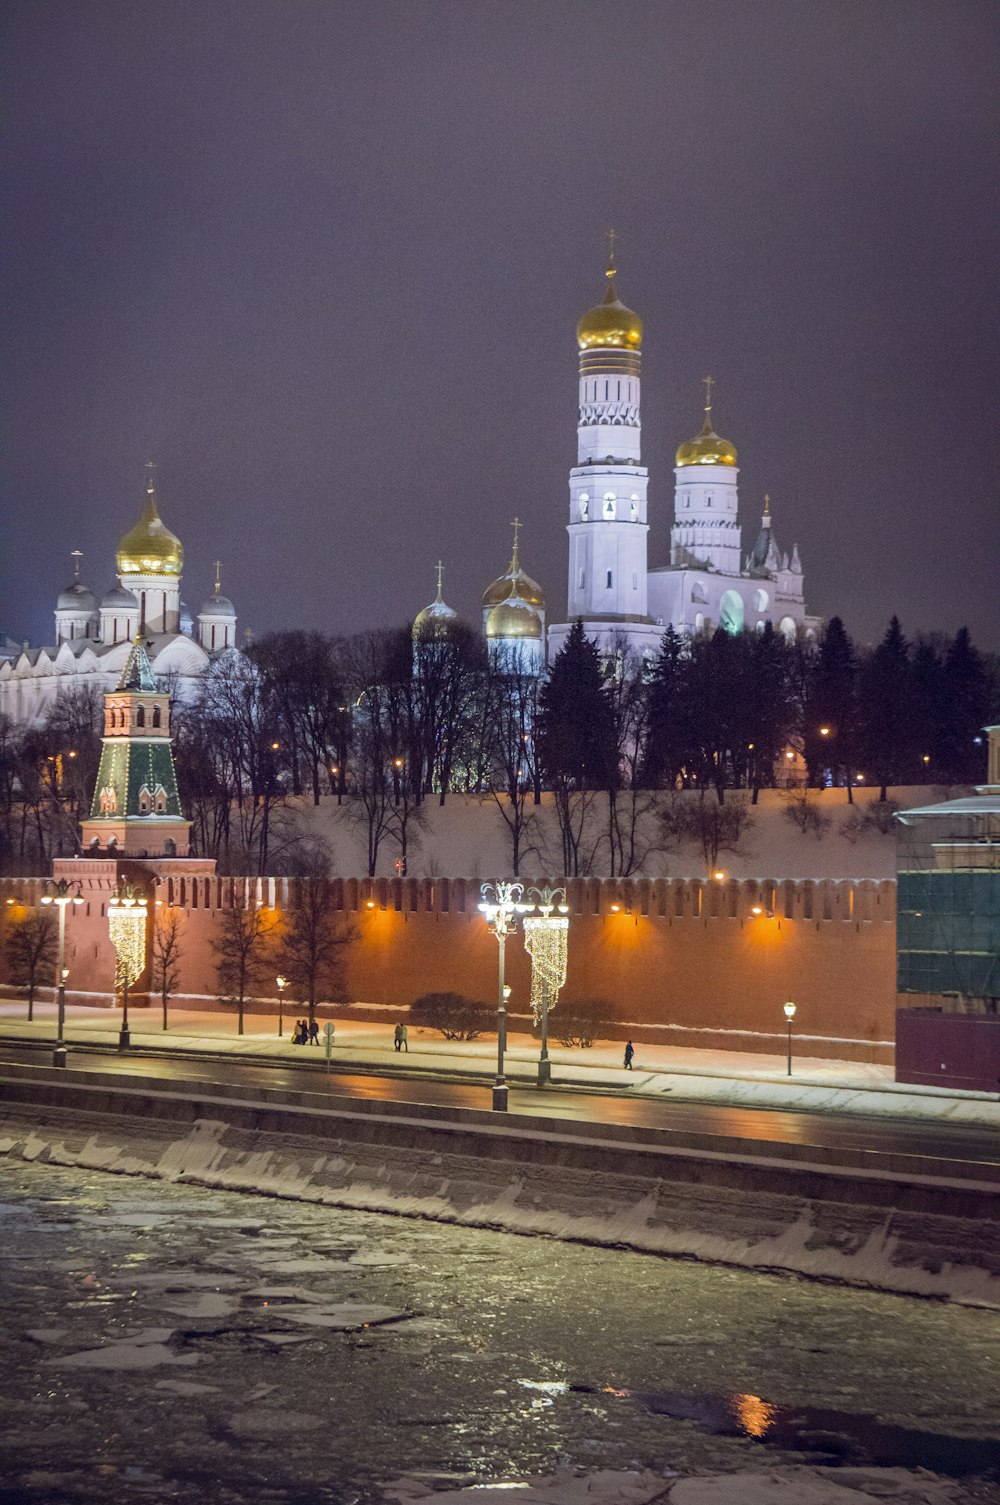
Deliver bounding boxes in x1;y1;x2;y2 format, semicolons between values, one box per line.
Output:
3;1;998;651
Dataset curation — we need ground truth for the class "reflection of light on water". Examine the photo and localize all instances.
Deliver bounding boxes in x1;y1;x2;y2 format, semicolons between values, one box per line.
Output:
600;1386;631;1399
469;1486;531;1492
732;1391;777;1438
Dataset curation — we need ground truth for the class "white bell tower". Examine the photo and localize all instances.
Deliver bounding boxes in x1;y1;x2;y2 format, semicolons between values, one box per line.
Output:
563;235;654;636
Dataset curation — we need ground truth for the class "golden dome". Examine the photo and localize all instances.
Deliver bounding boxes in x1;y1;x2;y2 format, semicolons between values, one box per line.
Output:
486;596;542;640
483;523;545;611
413;561;457;639
675;381;737;467
116;466;183;576
577;271;642;351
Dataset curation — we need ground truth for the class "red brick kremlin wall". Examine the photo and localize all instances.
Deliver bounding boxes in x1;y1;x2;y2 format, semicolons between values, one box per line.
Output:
0;869;896;1063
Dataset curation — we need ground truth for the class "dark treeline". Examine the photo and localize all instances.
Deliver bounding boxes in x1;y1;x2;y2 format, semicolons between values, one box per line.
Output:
0;617;995;877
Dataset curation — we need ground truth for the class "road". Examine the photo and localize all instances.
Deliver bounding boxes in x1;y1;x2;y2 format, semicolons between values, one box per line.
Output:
1;1036;996;1181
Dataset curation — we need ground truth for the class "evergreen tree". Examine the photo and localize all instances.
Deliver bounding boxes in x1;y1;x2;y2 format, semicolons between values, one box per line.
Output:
536;622;613;873
937;628;992;784
745;624;794;803
536;621;612;791
857;616;913;800
802;616;858;797
642;627;688;788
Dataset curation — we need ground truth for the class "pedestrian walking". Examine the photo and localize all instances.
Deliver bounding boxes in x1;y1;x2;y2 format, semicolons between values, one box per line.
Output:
623;1040;634;1070
399;1023;408;1053
393;1023;404;1052
308;1018;320;1045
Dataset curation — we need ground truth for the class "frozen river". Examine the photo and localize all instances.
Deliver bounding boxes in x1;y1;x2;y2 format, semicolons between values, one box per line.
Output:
1;1157;998;1505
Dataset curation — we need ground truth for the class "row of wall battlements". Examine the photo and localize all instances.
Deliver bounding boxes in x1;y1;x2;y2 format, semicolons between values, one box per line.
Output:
0;874;896;925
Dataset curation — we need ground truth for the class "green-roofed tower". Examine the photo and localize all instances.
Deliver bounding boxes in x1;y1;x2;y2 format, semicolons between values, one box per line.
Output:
80;636;191;857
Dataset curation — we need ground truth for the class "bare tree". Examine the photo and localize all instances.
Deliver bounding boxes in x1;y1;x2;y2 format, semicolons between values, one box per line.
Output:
212;898;274;1034
5;909;58;1020
275;852;354;1026
151;908;185;1029
485;645;541;876
662;792;755;876
197;654;287;873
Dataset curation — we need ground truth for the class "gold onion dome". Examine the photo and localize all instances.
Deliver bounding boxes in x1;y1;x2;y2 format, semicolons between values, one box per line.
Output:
577;268;642;351
116;465;183;576
577;234;641;350
482;526;544;612
413;562;457;637
675;381;738;467
486;596;543;641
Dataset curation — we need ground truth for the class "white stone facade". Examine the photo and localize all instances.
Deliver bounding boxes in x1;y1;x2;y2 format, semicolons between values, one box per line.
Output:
548;264;819;662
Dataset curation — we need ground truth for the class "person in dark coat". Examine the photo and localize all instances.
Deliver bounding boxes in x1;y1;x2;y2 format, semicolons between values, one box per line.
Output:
308;1018;320;1045
394;1023;404;1052
623;1040;635;1070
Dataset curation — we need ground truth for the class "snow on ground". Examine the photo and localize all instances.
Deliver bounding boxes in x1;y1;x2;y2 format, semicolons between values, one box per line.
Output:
4;1112;998;1305
294;784;951;882
3;1001;997;1127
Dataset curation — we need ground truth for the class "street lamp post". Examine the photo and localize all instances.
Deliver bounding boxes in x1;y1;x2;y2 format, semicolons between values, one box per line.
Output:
783;999;797;1076
40;878;84;1068
478;881;527;1112
276;975;287;1037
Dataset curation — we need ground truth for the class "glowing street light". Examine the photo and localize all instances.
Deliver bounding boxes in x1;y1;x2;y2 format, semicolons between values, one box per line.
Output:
523;885;569;1087
783;999;797;1076
108;881;149;1050
276;974;287;1037
40;878;83;1067
478;881;529;1111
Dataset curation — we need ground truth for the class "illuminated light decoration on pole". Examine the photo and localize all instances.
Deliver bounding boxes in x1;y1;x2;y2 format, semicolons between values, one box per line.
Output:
108;881;148;1051
40;877;84;1067
522;885;569;1087
276;974;287;1038
478;881;528;1112
783;999;797;1076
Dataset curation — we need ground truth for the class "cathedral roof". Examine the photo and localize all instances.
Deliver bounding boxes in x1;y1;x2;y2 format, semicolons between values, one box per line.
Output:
676;382;737;467
577;240;642;351
482;526;545;611
116;465;183;577
414;564;457;638
57;581;96;612
101;585;139;609
485;595;543;640
199;593;236;618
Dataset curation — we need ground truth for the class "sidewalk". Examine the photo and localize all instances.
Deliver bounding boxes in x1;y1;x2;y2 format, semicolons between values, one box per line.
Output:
1;1001;998;1128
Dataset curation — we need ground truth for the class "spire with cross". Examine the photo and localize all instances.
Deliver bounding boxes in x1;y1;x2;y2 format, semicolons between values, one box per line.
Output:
214;560;222;596
434;559;444;601
70;549;83;582
510;516;522;570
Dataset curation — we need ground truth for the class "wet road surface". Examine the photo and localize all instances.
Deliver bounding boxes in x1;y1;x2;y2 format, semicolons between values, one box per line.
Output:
1;1038;996;1178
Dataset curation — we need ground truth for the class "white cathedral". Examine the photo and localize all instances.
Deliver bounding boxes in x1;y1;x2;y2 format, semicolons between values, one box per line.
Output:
0;464;237;725
418;247;818;665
